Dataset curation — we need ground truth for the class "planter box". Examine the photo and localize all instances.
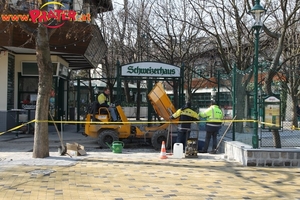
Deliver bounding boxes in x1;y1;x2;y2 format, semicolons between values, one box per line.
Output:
122;107;136;117
140;107;148;118
122;107;147;118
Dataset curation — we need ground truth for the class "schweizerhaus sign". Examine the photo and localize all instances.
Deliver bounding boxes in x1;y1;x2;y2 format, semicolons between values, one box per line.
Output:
121;62;181;77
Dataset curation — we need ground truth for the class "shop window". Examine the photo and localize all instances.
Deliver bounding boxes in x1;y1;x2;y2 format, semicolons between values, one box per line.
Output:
19;76;39;109
19;77;38;92
20;93;37;109
7;54;15;110
22;62;58;76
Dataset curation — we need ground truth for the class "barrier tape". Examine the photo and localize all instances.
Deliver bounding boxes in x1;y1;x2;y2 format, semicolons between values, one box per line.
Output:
292;125;300;130
0;120;35;136
1;118;299;136
34;119;256;124
259;121;281;128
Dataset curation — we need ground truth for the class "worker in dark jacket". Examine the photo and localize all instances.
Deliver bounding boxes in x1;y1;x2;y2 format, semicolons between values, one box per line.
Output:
170;101;199;149
198;100;223;153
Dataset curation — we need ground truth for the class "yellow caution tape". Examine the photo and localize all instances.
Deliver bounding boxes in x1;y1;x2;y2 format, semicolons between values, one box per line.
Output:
260;121;281;128
2;118;299;136
34;119;256;124
291;125;300;130
0;119;36;136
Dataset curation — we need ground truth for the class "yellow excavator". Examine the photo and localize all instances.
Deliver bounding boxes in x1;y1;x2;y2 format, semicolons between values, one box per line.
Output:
84;82;178;150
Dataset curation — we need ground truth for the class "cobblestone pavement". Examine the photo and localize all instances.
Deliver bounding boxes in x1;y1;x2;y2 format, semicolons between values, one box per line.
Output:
0;126;300;200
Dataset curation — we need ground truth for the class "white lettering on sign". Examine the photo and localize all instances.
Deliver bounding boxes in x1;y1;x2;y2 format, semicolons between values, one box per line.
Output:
265;96;280;102
22;104;36;109
121;62;181;77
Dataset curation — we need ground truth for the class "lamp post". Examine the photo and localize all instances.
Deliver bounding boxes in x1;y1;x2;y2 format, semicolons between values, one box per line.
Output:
250;0;265;149
258;87;263;128
217;70;220;105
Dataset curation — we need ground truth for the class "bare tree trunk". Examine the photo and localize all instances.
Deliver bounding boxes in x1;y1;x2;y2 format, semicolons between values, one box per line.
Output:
33;24;53;158
271;131;281;148
292;95;299;128
124;80;130;102
107;82;114;102
265;49;283;148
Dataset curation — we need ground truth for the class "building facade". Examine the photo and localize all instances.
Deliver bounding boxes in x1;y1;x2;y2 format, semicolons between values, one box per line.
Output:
0;0;112;131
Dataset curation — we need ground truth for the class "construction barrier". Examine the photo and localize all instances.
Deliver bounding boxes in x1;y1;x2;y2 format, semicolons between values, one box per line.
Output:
1;119;300;148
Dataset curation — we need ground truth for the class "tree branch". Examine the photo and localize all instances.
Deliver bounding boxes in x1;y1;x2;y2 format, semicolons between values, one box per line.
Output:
262;24;281;39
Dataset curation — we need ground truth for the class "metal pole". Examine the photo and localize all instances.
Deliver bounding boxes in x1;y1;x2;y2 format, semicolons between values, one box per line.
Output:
180;63;185;107
146;35;153;124
116;60;121;102
232;63;236;141
252;27;260;149
217;70;220;105
147;79;153;124
66;74;70;122
76;78;80;132
61;116;63;142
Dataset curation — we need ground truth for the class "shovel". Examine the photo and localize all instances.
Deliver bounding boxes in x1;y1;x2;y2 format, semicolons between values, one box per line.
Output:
49;111;67;156
211;115;236;154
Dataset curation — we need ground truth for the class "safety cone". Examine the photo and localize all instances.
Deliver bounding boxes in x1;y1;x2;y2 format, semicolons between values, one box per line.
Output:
159;141;168;159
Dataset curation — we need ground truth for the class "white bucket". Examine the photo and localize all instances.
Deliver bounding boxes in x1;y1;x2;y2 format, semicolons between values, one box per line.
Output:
173;143;183;158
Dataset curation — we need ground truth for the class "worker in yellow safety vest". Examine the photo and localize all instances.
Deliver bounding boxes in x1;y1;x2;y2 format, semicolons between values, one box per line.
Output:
198;100;223;153
98;87;118;121
170;101;199;150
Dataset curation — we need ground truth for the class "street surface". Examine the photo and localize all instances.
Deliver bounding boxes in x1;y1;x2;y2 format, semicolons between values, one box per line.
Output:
0;125;299;200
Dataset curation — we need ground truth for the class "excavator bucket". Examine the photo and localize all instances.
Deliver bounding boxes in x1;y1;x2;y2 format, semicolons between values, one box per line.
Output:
148;82;177;120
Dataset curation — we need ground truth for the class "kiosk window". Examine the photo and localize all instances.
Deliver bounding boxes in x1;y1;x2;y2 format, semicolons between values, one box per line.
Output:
22;62;58;76
19;77;38;92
